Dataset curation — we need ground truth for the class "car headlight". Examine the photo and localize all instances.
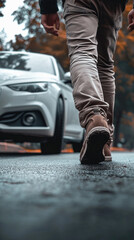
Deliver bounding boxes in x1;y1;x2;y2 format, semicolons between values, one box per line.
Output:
7;82;48;93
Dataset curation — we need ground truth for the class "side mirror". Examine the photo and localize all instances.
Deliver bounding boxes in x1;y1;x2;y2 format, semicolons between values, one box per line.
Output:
63;72;72;84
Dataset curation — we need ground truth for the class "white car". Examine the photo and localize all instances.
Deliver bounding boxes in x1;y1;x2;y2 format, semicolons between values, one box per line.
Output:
0;51;83;154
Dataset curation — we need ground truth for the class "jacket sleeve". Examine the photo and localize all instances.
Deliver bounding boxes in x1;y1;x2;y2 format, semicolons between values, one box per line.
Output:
39;0;59;14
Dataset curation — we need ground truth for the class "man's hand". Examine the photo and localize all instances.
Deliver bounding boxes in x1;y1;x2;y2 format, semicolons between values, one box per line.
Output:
128;9;134;32
41;13;60;36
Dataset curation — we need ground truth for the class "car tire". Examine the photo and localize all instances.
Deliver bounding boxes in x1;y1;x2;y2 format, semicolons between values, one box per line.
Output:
72;130;84;153
40;98;64;154
72;142;83;153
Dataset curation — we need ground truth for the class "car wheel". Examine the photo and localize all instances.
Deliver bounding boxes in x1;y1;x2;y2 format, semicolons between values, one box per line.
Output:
72;142;83;153
72;130;85;153
40;98;64;154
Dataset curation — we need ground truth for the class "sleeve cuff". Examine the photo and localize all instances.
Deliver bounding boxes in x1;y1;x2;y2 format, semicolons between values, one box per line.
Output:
39;0;59;14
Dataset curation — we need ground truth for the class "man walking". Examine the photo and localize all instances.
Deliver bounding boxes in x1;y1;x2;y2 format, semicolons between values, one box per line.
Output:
39;0;134;164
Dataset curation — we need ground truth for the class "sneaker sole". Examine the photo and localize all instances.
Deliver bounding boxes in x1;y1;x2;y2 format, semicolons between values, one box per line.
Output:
80;127;110;165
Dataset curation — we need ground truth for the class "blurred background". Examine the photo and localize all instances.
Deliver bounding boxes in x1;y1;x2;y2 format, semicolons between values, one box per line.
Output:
0;0;134;152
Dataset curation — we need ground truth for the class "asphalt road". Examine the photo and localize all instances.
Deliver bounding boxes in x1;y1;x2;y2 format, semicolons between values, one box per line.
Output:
0;152;134;240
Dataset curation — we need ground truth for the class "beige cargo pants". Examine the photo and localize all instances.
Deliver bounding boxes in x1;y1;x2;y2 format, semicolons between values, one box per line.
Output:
64;0;123;140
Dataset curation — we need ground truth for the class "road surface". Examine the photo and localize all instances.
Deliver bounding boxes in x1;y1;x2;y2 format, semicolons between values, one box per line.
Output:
0;152;134;240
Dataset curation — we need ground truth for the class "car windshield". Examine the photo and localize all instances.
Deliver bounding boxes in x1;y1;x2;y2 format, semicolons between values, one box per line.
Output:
0;52;56;75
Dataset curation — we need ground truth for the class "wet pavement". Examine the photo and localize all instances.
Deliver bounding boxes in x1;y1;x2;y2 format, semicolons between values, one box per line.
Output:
0;152;134;240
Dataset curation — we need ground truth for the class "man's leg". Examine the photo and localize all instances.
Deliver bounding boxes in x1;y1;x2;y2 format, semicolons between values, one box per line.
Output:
64;0;110;164
64;0;109;128
97;0;123;160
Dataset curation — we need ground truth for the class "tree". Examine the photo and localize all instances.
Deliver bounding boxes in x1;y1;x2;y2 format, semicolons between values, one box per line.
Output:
114;2;134;146
0;0;6;17
0;29;7;50
9;0;69;70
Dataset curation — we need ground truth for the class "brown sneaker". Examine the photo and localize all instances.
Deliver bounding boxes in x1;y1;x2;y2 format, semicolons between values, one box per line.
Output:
103;140;112;162
80;114;110;164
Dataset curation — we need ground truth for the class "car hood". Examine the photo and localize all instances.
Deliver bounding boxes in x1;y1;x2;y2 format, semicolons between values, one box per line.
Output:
0;68;58;85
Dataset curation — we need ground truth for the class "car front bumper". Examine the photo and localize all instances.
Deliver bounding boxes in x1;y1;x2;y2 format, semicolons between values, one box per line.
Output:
0;85;59;141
